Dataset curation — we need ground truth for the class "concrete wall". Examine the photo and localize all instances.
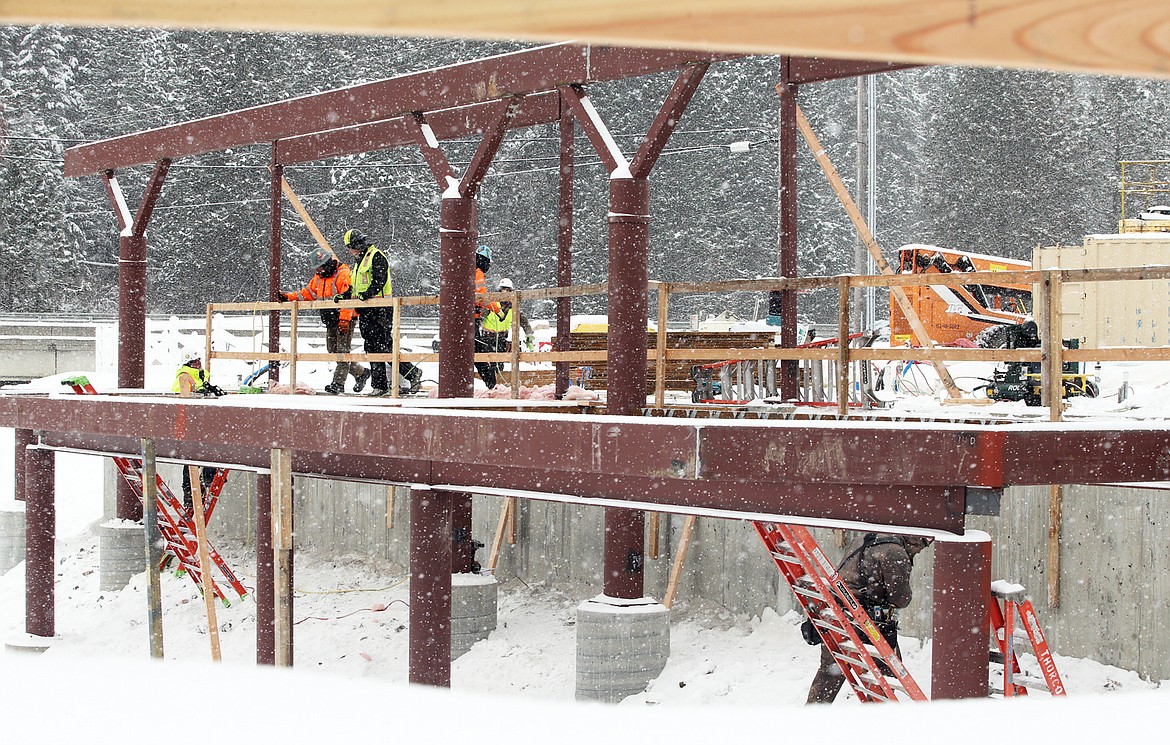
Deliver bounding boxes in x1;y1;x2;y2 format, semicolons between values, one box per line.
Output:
104;464;1170;681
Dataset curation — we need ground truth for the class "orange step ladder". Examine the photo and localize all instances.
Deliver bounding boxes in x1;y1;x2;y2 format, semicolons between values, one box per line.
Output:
989;580;1067;697
63;376;247;605
756;522;928;702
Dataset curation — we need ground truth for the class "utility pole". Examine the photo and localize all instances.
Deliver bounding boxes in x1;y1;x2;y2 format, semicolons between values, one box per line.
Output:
853;76;878;333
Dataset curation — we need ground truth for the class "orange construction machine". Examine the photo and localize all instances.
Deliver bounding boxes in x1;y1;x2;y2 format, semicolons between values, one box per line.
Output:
889;245;1032;347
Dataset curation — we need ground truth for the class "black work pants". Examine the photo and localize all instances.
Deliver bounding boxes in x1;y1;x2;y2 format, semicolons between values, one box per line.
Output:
181;465;217;513
806;618;900;704
475;330;507;389
358;306;392;391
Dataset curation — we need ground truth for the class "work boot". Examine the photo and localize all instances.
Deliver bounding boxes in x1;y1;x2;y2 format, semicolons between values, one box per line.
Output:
367;388;388;398
353;368;371;393
323;383;343;395
407;366;423;394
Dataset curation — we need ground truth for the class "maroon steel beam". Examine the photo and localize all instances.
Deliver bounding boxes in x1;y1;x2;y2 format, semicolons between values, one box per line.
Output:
555;103;575;398
460;97;523;199
25;447;54;638
275;92;561;165
409;487;452;686
13;428;33;502
64;44;734;177
787;57;919;84
255;472;275;666
13;399;1170;491
777;67;800;399
410;112;459;187
132;158;171;239
559;85;623;174
932;534;992;699
268;159;283;384
629;63;709;179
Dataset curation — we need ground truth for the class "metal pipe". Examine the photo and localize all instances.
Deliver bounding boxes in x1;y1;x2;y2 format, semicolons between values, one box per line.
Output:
555;105;575;398
25;447;55;638
268;160;284;384
932;530;992;699
777;73;799;399
409;486;452;686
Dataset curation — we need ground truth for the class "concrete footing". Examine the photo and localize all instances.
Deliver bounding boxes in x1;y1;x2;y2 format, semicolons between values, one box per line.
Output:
576;596;670;703
451;573;498;660
99;520;145;592
0;508;26;575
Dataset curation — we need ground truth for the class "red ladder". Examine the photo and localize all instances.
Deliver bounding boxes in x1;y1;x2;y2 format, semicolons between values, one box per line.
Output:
989;580;1066;697
755;522;928;702
63;376;247;605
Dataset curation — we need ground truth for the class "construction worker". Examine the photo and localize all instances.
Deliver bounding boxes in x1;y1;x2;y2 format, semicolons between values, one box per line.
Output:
473;244;503;388
172;354;222;510
479;277;536;377
805;532;933;704
276;247;370;395
336;228;422;396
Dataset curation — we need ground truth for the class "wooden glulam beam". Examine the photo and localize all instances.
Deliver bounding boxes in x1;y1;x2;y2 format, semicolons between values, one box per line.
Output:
9;1;1170;79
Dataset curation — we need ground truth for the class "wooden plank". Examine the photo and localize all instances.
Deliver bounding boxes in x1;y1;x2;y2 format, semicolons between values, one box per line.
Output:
391;297;402;398
487;497;513;573
511;290;522;399
663;514;697;609
1043;272;1064;421
648;511;660;560
204;304;213;376
654;283;669;408
24;2;1170;79
141;438;164;660
1048;483;1062;609
794;104;962;400
836;275;850;418
287;304;299;393
188;465;222;662
274;169;337;259
507;496;516;545
271;448;294;667
385;485;395;530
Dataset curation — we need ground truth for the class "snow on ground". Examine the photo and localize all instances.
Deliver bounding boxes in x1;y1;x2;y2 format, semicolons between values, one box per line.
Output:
1;417;1166;740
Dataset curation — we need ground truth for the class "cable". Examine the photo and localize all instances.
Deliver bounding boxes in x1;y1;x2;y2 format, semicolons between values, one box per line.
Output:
293;598;409;626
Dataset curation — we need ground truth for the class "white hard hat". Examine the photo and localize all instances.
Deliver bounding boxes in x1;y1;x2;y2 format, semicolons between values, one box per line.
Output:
497;278;514;291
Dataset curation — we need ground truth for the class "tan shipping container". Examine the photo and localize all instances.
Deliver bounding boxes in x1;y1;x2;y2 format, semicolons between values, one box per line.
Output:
1033;234;1170;347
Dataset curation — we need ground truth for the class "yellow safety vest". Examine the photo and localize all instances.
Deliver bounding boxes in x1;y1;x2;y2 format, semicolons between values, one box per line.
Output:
353;245;392;298
482;307;513;333
172;365;209;393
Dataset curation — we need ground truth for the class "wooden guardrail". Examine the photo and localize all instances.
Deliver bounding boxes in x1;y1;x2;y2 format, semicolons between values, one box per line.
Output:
205;265;1170;420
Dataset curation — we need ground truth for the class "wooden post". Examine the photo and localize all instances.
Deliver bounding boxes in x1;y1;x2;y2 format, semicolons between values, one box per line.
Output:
648;512;660;560
1048;483;1063;609
288;304;298;394
654;282;669;408
510;289;522;398
391;296;403;398
271;448;294;667
836;275;851;418
204;304;213;378
141;438;164;660
274;170;338;260
487;498;513;572
662;515;697;609
1044;271;1064;422
188;465;221;662
507;496;517;545
794;104;962;399
385;486;396;530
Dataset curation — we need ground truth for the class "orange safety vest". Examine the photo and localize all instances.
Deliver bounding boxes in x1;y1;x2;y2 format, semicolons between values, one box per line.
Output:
474;268;500;320
284;264;356;325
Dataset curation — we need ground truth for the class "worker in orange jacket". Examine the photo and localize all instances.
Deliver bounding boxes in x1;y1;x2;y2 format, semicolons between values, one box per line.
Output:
473;244;503;388
277;248;370;395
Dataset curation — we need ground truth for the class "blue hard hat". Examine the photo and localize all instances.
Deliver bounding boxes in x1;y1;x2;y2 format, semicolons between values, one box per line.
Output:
476;244;492;261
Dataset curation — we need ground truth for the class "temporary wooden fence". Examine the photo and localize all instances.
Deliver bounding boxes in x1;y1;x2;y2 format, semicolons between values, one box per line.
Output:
205;264;1170;420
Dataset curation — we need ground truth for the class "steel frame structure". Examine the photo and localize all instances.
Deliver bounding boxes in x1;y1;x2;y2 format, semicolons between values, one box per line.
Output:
9;42;1152;699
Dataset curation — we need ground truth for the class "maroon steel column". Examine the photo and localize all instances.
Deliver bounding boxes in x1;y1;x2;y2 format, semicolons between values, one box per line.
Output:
25;447;55;638
777;74;800;400
555;107;575;398
268;160;284;384
932;531;992;700
439;196;478;574
409;486;452;686
603;176;651;599
255;472;275;665
13;428;34;502
116;230;148;521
